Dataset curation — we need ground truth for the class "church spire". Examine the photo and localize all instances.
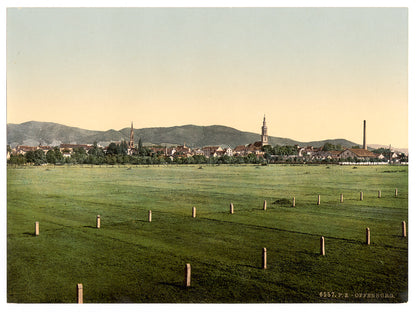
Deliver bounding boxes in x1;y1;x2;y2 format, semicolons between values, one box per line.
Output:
129;122;134;149
261;115;268;146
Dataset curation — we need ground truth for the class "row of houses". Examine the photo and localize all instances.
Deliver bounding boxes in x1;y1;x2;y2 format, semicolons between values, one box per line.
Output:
299;146;407;162
9;143;233;158
297;146;380;161
146;141;271;158
10;144;94;158
8;142;405;163
9;142;263;158
147;145;234;158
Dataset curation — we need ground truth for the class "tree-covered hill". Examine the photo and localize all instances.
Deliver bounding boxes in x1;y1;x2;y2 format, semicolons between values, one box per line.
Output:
7;121;358;149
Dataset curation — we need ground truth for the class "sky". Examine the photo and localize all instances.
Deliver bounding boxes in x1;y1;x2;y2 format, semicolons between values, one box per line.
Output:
5;6;409;148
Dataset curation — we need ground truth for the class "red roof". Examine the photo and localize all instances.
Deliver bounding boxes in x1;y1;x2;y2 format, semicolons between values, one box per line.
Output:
234;145;247;152
347;148;377;157
60;144;93;150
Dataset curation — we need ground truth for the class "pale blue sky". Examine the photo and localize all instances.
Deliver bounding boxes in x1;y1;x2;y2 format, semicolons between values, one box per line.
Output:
6;7;408;147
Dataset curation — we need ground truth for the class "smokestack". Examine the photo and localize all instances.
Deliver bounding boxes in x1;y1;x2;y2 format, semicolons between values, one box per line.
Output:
363;120;367;150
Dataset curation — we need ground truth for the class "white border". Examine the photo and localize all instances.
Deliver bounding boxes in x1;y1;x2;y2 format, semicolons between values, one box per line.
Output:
1;1;414;312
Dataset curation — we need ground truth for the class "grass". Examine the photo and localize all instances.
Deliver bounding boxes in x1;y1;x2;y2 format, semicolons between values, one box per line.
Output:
7;164;408;303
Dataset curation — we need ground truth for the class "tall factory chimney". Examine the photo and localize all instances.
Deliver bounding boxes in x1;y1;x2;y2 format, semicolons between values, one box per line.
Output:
363;120;367;150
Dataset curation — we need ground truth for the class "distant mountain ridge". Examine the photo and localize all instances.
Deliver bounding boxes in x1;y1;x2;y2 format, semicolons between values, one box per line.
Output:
7;121;359;149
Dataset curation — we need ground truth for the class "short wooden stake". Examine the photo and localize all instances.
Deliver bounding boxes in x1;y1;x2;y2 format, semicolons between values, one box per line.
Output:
320;236;325;256
184;263;191;287
77;283;83;304
263;200;267;211
96;215;101;229
317;195;321;205
340;194;344;203
192;206;196;218
360;192;364;201
366;227;370;245
262;248;267;269
35;222;39;236
230;203;234;214
402;221;407;238
378;190;381;198
292;197;296;207
148;210;152;222
395;188;398;197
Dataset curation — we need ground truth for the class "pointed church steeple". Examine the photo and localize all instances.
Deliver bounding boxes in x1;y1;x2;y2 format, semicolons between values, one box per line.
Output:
129;122;134;149
261;115;268;146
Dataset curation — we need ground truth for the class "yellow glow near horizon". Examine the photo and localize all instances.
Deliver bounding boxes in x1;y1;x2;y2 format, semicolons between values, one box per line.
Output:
6;8;408;148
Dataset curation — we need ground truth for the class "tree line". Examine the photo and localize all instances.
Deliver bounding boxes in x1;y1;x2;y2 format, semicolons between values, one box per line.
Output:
8;141;266;166
8;141;399;166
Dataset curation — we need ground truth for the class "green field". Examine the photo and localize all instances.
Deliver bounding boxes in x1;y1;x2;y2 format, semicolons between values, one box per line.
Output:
7;164;408;303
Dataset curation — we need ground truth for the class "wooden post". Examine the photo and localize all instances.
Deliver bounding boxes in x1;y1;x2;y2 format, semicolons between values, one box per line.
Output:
184;263;191;287
395;188;398;197
148;210;152;222
262;248;267;269
366;227;370;245
402;221;407;238
192;206;196;218
340;194;344;203
378;190;381;198
320;236;325;256
263;200;267;211
77;283;83;304
317;195;321;205
292;197;296;207
96;215;101;229
230;203;234;214
35;222;39;236
360;192;364;201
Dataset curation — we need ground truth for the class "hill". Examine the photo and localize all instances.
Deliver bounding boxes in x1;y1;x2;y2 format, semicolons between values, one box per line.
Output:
367;144;408;155
7;121;359;149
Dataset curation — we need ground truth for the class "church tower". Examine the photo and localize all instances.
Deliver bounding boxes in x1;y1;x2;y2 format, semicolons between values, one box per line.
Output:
129;122;134;149
261;115;268;146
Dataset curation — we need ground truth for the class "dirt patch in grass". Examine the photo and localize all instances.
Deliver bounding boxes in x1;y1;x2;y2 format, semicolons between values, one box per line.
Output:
272;198;292;206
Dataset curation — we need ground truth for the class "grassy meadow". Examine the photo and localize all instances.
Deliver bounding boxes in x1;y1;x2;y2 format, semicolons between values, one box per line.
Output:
7;164;408;303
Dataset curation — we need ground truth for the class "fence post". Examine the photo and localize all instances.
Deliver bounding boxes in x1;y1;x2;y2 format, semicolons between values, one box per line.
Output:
77;283;83;304
148;210;152;222
262;248;267;269
378;190;381;198
292;197;296;207
230;203;234;214
96;215;101;229
317;195;321;205
35;222;39;236
263;200;267;211
395;188;398;197
402;221;407;238
366;227;370;245
320;236;325;256
360;192;364;201
192;206;196;218
184;263;191;287
340;194;344;203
